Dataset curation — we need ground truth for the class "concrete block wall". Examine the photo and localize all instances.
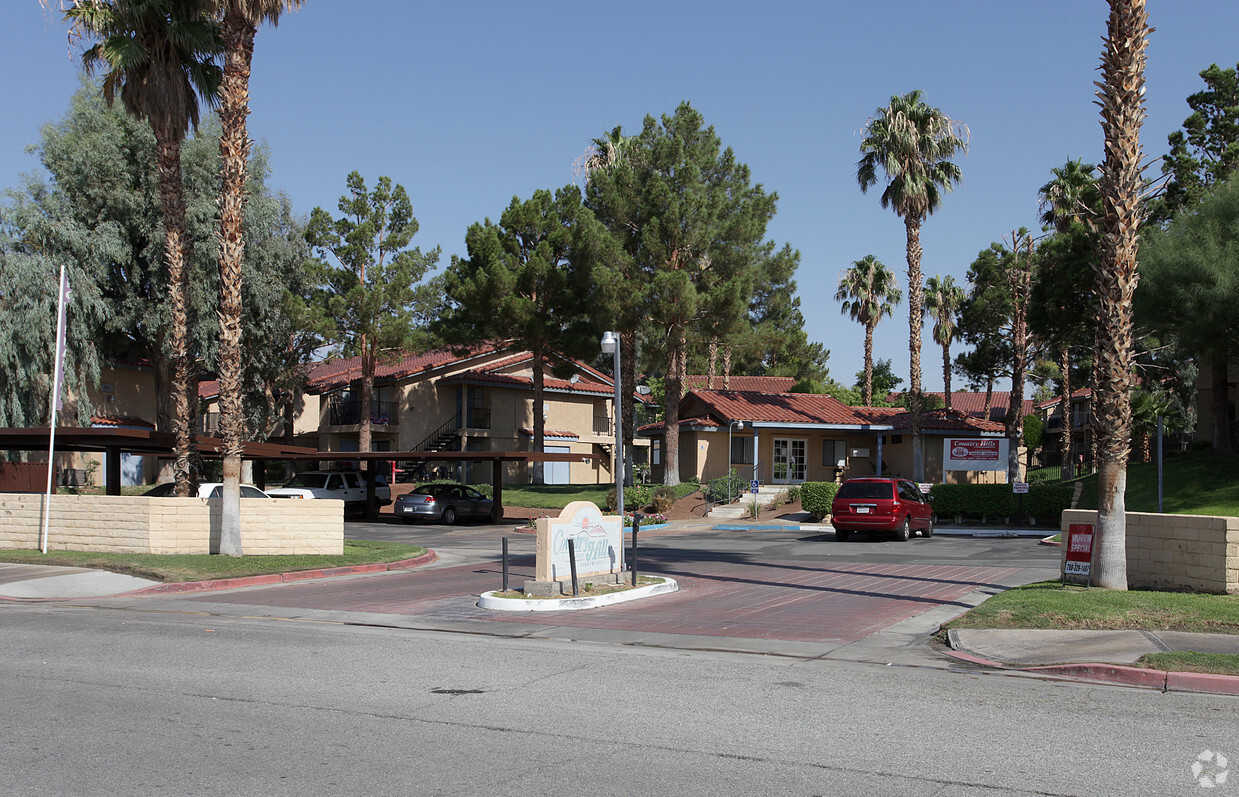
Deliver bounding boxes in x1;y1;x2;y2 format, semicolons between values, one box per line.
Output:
0;493;343;556
1061;509;1239;594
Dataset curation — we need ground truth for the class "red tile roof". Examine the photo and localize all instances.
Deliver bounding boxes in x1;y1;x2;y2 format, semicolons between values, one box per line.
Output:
444;368;618;397
518;428;579;440
638;391;1005;435
305;343;504;393
683;375;796;393
198;379;219;400
916;392;1037;422
1034;388;1092;410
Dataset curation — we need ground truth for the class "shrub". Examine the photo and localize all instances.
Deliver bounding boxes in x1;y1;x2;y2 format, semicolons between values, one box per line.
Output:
1025;485;1074;521
652;494;674;513
928;484;1014;519
707;472;743;504
800;482;840;520
785;485;801;504
624;483;654;510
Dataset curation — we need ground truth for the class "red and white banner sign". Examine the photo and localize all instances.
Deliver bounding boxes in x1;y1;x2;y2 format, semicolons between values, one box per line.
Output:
1064;523;1094;579
942;438;1009;471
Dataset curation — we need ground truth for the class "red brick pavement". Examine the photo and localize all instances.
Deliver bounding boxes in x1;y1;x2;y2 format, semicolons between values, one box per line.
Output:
184;556;1018;644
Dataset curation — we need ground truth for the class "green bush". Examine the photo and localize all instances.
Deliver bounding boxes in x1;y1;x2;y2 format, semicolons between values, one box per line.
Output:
707;472;743;504
927;483;1073;522
785;485;801;504
800;482;840;520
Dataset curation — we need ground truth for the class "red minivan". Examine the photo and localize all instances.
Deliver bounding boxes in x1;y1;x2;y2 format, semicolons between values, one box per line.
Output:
829;477;933;542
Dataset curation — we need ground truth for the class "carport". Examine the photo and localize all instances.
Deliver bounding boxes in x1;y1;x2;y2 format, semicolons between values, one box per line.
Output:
0;427;592;521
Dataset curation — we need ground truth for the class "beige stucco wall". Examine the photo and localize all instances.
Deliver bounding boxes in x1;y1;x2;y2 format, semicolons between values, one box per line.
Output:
0;493;344;556
1061;509;1239;594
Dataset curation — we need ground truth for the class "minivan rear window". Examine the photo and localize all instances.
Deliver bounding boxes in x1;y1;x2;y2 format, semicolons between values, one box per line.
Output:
836;482;893;500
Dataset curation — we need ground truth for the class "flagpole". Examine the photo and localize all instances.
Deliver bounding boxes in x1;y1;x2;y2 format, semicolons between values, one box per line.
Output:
40;263;69;555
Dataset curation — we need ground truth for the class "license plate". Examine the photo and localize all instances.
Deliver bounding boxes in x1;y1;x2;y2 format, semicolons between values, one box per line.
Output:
856;507;870;514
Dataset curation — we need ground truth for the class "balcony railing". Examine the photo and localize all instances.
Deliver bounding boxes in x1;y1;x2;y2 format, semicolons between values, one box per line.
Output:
465;407;492;430
327;396;396;427
199;412;219;436
593;415;611;435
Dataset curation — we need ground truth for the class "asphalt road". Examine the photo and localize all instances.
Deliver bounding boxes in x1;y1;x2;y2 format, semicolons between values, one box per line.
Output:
2;603;1234;797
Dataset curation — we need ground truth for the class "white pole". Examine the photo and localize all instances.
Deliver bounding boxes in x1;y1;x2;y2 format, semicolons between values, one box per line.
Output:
40;263;69;555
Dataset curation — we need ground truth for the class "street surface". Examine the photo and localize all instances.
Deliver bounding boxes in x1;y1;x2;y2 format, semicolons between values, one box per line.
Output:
2;524;1235;796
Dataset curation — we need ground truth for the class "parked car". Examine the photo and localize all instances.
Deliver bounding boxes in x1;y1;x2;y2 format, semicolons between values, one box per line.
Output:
266;470;391;510
829;477;933;542
142;482;272;499
394;483;494;525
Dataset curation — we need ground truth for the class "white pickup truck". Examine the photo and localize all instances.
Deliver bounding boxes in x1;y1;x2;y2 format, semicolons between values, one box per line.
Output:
266;470;391;510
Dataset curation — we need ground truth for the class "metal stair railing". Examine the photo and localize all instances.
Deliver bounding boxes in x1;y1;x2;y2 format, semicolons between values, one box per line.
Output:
413;415;461;453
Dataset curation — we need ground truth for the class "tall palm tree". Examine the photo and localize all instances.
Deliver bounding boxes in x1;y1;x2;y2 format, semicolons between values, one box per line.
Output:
206;0;302;556
923;275;965;410
836;255;901;406
65;0;221;498
858;90;968;480
1093;0;1151;590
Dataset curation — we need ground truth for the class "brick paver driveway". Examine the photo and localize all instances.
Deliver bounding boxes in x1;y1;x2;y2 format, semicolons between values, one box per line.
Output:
183;536;1030;644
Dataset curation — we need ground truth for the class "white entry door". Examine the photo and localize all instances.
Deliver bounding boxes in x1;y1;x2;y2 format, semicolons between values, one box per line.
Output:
544;445;570;485
772;438;807;483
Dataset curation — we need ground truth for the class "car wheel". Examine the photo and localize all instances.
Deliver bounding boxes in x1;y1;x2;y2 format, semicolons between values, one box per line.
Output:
895;518;911;542
442;506;458;525
835;529;850;542
922;517;934;538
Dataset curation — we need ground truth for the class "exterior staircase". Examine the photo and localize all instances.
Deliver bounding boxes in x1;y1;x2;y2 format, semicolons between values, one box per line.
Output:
707;485;789;519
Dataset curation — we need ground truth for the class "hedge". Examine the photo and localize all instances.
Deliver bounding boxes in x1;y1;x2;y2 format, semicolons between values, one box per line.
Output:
800;482;840;520
928;483;1073;522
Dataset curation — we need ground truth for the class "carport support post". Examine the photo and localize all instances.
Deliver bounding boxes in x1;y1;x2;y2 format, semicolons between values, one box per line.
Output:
105;446;121;496
254;459;266;491
490;459;504;523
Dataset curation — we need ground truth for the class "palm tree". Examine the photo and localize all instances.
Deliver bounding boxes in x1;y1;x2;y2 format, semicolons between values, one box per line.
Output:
858;90;968;480
206;0;302;556
1093;0;1151;590
65;0;221;498
923;275;965;410
1039;159;1101;233
836;255;901;406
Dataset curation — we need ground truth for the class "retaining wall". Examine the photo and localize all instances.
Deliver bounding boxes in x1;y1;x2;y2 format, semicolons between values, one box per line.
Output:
0;493;343;556
1061;509;1239;594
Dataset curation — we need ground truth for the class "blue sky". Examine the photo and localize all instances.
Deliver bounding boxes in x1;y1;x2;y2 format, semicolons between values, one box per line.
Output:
4;1;1237;393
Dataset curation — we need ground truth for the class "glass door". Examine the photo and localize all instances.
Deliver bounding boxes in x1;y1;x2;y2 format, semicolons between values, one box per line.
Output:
772;438;807;483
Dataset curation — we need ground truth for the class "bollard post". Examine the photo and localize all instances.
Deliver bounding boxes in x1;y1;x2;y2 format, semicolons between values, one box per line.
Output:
502;536;509;592
631;513;642;587
567;537;580;597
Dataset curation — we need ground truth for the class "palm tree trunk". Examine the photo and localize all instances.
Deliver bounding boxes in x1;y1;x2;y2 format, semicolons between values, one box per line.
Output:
905;216;925;480
154;131;196;498
941;341;952;410
862;323;875;405
707;337;718;389
1092;0;1150;590
722;345;732;389
216;11;257;557
663;325;682;486
1060;345;1074;479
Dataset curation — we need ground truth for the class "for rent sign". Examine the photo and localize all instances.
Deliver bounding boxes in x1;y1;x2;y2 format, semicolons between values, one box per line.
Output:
942;438;1009;471
1063;523;1094;584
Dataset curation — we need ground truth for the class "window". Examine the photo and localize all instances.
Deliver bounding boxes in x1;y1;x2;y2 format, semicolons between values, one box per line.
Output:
888;434;904;445
821;440;845;468
652;439;662;466
730;435;754;465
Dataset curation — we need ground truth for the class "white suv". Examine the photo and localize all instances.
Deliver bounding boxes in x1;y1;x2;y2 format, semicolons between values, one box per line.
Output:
267;470;391;510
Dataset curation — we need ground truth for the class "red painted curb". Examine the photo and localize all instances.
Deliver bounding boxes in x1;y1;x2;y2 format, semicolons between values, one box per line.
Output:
118;549;438;597
1025;662;1169;689
1166;670;1239;696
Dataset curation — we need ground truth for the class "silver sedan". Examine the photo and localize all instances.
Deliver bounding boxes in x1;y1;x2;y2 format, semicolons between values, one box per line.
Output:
394;484;495;525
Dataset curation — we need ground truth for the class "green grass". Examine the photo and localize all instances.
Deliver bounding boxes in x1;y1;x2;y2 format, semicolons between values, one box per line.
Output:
499;484;614;509
1136;651;1239;676
943;580;1239;635
1076;451;1239;516
0;539;425;583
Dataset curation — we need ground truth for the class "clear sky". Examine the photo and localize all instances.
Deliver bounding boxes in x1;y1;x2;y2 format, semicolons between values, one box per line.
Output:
4;1;1238;394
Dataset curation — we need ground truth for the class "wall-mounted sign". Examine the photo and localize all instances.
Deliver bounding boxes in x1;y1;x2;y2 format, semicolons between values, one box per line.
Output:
1063;523;1094;584
943;438;1009;471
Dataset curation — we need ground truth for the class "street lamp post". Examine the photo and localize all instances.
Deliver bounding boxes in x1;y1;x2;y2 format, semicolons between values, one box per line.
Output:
728;420;745;469
601;332;623;523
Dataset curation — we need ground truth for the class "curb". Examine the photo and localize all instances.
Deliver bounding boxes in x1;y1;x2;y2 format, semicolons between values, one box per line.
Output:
477;576;678;612
116;550;439;597
942;641;1239;696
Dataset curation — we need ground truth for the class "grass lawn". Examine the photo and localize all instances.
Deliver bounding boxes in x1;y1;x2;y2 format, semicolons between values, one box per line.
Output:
943;580;1239;635
0;539;425;583
1136;652;1239;676
499;484;614;509
1076;451;1239;516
